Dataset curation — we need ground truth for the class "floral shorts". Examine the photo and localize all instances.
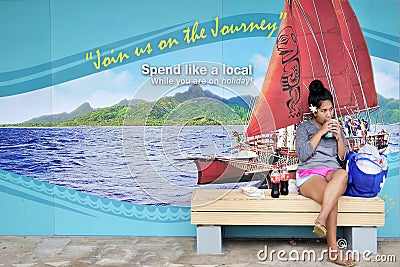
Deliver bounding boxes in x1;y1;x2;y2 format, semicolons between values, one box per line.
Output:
296;167;336;194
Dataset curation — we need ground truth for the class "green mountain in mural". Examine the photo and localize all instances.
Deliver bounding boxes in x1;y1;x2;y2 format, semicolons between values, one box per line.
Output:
7;85;400;127
16;85;252;126
376;94;400;124
122;84;251;126
26;102;95;123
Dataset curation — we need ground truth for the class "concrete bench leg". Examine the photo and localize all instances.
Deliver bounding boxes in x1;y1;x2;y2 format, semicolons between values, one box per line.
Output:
196;226;222;254
344;227;377;254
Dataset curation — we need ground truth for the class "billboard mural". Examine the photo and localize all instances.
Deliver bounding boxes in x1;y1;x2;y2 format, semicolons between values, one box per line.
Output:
0;0;399;237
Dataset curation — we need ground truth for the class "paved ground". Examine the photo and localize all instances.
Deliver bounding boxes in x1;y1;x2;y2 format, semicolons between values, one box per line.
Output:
0;236;398;266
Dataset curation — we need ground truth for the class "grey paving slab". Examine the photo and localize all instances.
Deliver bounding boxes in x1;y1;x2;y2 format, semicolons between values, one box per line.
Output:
0;237;398;266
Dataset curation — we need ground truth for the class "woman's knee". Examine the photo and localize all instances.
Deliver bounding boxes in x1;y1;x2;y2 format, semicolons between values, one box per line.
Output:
331;169;348;184
338;169;348;182
300;177;326;203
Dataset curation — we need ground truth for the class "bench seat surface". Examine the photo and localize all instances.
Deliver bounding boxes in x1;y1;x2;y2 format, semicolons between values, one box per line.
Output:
191;189;385;226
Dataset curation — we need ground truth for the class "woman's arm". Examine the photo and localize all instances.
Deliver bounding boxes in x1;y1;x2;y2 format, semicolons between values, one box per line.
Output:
309;127;326;150
336;131;346;160
296;122;322;162
329;120;347;161
337;129;348;163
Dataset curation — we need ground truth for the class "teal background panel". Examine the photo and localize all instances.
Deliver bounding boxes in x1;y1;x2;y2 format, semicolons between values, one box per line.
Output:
377;152;400;238
0;170;195;236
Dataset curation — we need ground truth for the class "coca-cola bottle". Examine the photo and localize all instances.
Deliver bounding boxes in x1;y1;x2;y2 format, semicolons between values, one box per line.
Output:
280;163;289;195
270;164;280;198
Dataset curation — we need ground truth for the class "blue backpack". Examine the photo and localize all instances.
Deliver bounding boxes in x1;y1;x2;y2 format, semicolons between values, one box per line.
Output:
345;151;387;198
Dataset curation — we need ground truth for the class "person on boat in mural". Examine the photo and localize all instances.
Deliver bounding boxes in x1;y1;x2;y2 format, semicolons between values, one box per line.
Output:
295;80;357;266
344;116;351;137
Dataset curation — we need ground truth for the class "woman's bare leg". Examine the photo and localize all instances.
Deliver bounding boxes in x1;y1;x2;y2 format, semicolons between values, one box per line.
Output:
300;170;355;265
314;169;348;226
299;175;326;225
326;203;356;265
326;203;340;257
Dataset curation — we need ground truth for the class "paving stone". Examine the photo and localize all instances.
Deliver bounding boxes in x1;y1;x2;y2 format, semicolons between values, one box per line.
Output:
0;237;397;266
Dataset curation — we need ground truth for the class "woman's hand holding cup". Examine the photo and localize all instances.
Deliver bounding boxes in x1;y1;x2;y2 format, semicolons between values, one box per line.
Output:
327;119;341;139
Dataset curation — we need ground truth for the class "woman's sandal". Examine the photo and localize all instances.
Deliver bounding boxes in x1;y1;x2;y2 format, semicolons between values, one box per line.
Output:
327;257;357;266
312;222;327;238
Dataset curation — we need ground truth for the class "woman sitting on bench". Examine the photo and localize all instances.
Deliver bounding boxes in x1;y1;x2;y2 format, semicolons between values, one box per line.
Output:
295;80;356;267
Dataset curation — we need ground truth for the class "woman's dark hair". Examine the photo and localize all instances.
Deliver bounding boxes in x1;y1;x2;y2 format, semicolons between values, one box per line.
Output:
308;79;333;108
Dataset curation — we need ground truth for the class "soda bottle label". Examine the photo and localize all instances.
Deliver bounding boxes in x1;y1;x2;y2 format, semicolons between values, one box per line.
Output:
280;173;289;181
271;174;280;183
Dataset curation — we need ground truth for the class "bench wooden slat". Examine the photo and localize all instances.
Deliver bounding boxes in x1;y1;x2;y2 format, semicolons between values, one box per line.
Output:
191;211;385;226
192;198;384;213
191;189;384;213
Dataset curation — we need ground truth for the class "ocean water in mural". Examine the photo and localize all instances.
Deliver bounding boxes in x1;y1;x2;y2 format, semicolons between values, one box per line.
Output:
0;124;398;206
0;125;244;206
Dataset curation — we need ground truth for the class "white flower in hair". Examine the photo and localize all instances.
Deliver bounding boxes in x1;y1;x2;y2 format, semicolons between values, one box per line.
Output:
309;104;317;113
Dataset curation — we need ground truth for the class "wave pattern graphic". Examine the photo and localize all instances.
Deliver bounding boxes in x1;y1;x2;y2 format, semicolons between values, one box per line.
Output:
0;169;190;223
0;13;278;97
1;13;397;97
0;22;189;82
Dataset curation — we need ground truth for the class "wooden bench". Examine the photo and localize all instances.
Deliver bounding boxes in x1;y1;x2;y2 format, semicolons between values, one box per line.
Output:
191;189;385;254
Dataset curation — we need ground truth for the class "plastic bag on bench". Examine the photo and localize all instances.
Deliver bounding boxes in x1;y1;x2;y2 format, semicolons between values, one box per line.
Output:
239;186;265;198
345;144;388;197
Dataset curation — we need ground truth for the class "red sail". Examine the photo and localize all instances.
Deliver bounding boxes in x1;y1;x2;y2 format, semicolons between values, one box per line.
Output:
247;0;354;137
333;0;378;113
